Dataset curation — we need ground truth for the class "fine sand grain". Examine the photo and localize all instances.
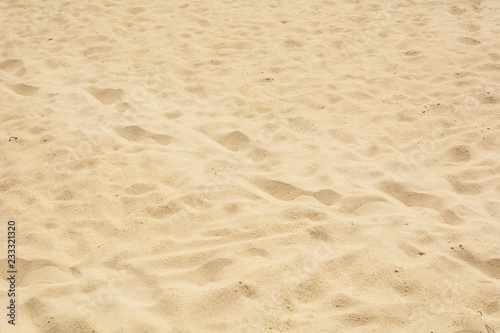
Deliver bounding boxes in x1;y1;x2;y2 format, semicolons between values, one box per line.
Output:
1;0;500;332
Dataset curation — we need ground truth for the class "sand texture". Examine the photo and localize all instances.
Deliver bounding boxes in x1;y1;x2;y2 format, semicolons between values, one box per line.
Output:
1;0;500;332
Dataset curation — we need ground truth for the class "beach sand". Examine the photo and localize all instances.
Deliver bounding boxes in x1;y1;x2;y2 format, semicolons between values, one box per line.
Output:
1;0;499;332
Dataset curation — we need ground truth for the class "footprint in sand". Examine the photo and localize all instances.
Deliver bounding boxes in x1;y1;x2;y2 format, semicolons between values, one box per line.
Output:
216;131;250;152
87;86;124;105
115;125;173;145
251;177;340;206
0;59;23;72
9;83;39;96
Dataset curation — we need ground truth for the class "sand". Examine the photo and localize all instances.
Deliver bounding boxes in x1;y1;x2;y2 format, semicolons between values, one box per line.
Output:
1;0;499;332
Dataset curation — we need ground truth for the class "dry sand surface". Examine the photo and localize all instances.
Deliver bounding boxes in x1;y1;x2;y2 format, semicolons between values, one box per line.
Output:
1;0;500;332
